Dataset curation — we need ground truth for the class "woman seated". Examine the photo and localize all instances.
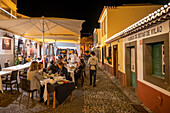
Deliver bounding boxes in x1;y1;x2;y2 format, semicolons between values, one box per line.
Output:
47;60;58;74
27;61;43;91
58;62;72;81
74;61;84;87
38;62;43;75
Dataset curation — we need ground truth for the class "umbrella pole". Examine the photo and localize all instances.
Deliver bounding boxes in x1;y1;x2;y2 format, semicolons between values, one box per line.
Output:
42;19;45;68
55;40;57;60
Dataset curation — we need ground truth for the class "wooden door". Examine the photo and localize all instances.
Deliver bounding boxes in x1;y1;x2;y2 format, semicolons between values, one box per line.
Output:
102;47;104;64
113;45;118;76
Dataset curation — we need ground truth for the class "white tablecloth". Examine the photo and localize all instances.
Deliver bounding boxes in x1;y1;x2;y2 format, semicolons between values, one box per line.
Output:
2;63;31;84
0;71;12;93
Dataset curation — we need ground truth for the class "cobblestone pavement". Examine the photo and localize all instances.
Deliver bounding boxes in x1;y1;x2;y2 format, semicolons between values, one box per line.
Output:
0;65;150;113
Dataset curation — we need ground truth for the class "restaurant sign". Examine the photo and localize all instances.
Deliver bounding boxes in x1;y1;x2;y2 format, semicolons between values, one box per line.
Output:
127;20;169;41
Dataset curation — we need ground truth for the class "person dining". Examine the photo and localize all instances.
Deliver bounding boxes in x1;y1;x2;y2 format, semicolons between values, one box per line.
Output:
27;61;43;91
21;57;28;64
74;61;84;87
47;60;58;74
58;62;72;81
38;62;43;75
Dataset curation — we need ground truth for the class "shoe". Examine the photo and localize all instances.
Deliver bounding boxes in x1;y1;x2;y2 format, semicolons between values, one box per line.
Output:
93;85;96;87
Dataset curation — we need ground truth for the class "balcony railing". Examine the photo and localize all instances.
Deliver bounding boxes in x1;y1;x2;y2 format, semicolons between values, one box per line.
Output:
0;7;17;19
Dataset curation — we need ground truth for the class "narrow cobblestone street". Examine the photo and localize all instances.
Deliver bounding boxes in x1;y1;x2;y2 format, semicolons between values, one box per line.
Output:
0;65;150;113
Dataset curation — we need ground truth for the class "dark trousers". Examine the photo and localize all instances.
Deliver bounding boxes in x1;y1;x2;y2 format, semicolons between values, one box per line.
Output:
40;85;45;101
90;70;96;85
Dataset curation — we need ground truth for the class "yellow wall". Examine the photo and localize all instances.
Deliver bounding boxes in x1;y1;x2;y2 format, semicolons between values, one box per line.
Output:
98;4;162;73
107;5;162;39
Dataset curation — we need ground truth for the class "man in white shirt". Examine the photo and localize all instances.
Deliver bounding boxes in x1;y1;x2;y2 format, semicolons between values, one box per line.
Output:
70;50;77;63
88;51;98;87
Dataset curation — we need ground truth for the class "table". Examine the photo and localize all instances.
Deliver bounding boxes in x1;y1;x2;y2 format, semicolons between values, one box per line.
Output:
40;76;65;102
2;63;31;84
0;71;12;93
40;77;75;108
47;82;75;108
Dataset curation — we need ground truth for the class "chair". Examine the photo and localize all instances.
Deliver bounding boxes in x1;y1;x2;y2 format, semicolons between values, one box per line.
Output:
4;63;9;68
19;77;37;108
0;64;2;71
2;70;19;94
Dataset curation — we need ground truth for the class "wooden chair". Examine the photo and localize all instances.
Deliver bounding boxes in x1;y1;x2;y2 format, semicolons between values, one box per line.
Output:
0;64;1;71
19;77;37;108
4;63;9;68
2;70;19;94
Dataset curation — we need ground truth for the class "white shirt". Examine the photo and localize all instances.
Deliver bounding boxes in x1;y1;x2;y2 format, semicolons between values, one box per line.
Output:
88;56;98;70
70;54;77;63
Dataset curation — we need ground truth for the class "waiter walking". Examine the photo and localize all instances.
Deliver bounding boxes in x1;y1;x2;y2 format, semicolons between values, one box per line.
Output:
88;51;98;87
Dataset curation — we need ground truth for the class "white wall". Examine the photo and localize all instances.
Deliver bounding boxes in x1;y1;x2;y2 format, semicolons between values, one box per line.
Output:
0;31;14;67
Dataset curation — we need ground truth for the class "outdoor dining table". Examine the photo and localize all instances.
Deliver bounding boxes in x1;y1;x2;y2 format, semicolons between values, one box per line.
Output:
2;63;31;84
40;76;75;108
0;71;12;93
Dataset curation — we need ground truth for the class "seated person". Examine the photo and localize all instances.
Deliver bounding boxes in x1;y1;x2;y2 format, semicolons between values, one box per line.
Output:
21;57;28;64
74;61;84;87
38;62;43;75
27;56;31;62
27;61;43;91
63;55;68;63
58;62;72;81
47;60;58;74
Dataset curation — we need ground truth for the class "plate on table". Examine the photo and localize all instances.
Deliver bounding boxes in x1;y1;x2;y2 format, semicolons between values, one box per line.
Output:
43;76;48;79
58;81;64;84
61;80;69;83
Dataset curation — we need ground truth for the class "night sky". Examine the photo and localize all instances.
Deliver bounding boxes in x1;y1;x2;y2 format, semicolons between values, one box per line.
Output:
17;0;169;37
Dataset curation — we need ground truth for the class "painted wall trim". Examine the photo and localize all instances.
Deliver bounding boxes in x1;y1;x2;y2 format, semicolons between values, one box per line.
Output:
138;79;170;96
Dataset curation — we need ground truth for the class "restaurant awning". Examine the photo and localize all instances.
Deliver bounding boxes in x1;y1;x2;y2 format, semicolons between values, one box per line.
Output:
0;17;84;67
0;17;84;42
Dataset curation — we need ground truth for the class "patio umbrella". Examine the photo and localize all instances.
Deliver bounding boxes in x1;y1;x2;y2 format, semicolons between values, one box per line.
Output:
0;17;84;67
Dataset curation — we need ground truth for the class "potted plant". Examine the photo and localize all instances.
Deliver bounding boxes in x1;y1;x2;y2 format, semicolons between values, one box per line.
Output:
106;56;111;63
15;58;19;65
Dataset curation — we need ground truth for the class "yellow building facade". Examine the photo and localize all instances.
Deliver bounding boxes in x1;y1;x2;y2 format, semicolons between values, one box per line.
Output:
98;4;162;85
0;0;17;19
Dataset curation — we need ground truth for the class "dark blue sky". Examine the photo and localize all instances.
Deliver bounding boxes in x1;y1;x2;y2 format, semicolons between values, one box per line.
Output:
17;0;169;37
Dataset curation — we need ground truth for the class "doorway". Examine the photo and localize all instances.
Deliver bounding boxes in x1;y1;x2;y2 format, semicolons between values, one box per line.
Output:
113;45;118;76
130;47;136;88
125;41;137;93
102;47;104;64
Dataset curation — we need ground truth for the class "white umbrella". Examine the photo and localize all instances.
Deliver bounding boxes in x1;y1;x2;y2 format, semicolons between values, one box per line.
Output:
0;17;84;67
